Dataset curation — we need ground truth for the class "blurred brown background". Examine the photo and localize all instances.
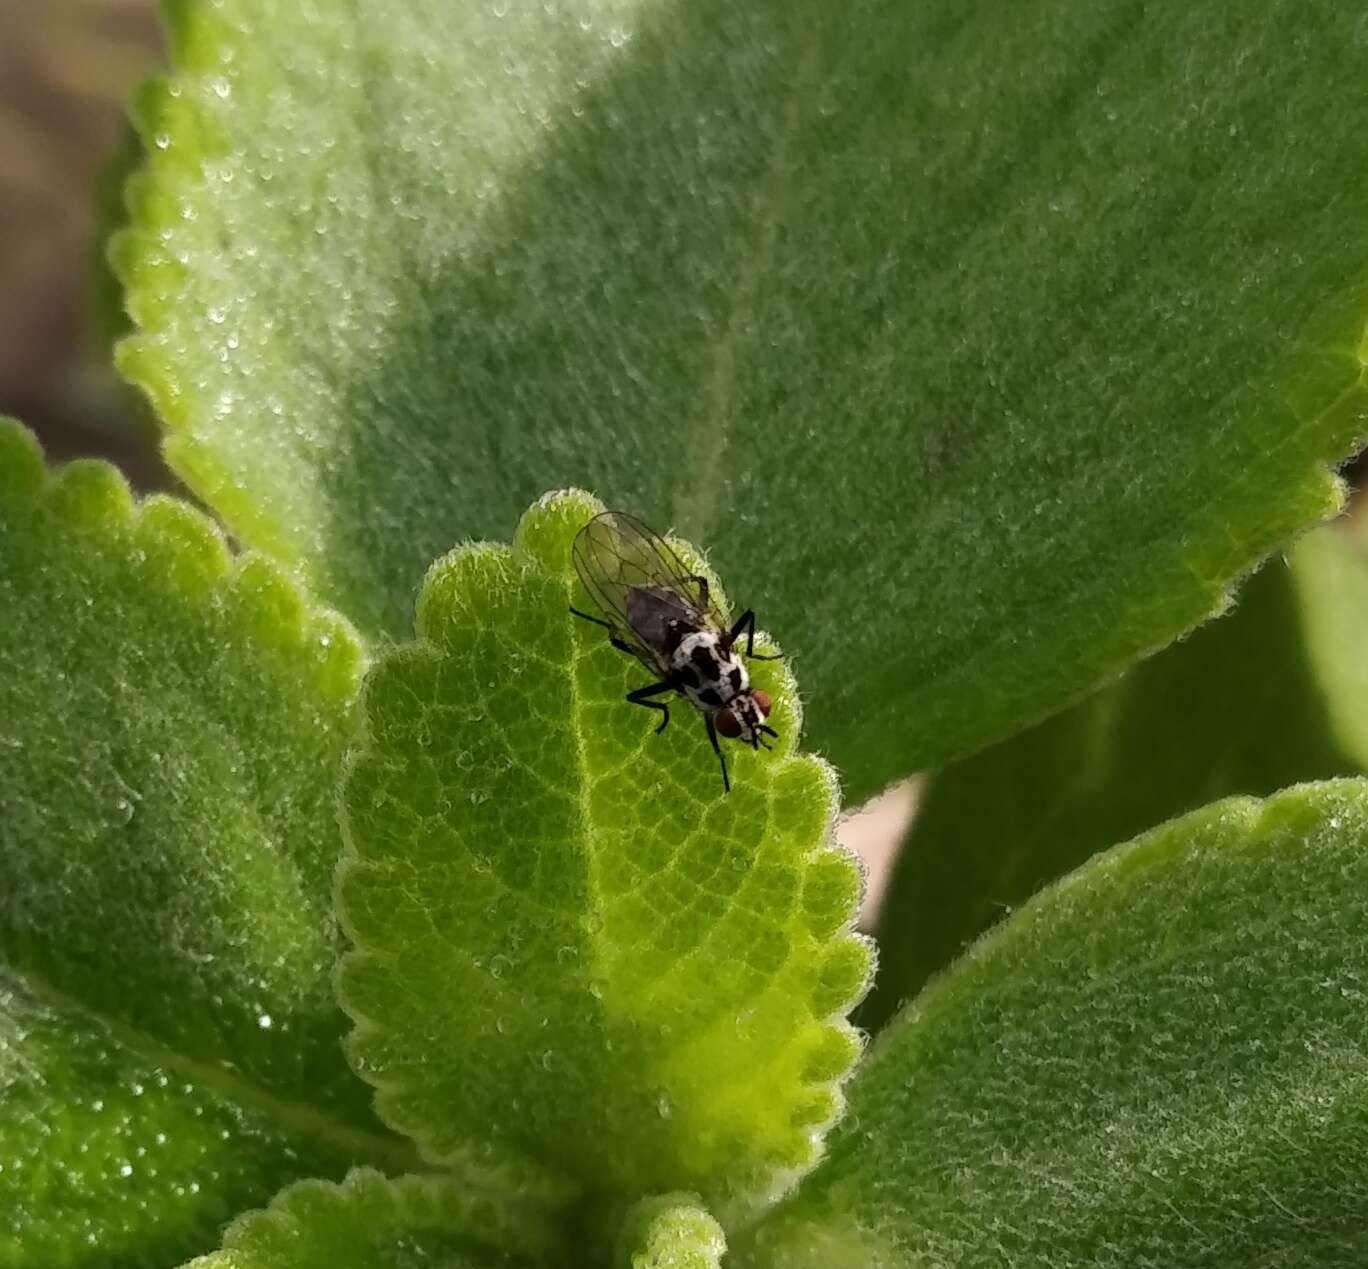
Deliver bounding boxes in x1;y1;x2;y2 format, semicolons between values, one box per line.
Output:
0;0;161;479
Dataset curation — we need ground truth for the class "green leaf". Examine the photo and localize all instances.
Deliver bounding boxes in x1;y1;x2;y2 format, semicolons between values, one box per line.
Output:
615;1194;725;1269
0;420;417;1262
114;0;1368;799
179;1168;559;1269
336;490;868;1215
0;966;365;1269
736;780;1368;1268
860;540;1364;1028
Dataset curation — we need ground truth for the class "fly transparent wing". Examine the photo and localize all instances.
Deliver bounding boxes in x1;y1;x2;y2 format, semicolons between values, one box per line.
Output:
572;512;717;669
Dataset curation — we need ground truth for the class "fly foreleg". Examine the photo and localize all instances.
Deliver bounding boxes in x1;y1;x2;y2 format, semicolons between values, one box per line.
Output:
728;609;781;661
705;714;731;794
627;680;674;734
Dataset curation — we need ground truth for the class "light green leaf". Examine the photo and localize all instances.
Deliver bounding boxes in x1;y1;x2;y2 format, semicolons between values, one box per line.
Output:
180;1168;558;1269
0;420;416;1262
113;0;1368;800
616;1194;725;1269
861;538;1363;1028
337;491;868;1216
737;780;1368;1269
1288;522;1368;770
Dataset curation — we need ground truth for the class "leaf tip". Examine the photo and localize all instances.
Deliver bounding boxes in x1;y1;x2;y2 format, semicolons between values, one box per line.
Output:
513;487;606;573
46;457;136;532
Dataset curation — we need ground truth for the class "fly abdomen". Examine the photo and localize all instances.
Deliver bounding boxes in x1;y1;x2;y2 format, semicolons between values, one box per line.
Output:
625;584;699;657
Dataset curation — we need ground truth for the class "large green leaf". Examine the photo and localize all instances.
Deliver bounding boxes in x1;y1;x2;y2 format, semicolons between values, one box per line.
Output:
737;781;1368;1268
113;0;1368;800
180;1169;559;1269
336;491;868;1218
860;536;1364;1028
0;420;415;1264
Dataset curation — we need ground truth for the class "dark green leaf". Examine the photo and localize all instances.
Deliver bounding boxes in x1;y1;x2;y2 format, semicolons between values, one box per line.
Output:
738;781;1368;1268
0;420;416;1262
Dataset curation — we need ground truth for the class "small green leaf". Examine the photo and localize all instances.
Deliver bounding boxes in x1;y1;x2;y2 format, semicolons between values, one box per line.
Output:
115;0;1368;798
861;541;1363;1028
616;1194;725;1269
0;420;416;1260
337;491;868;1214
179;1168;559;1269
738;781;1368;1268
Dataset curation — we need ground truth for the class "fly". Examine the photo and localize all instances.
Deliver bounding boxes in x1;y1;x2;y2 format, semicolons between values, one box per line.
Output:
569;510;780;793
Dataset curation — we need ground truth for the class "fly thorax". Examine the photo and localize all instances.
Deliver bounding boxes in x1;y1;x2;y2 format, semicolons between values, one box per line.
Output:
671;630;747;710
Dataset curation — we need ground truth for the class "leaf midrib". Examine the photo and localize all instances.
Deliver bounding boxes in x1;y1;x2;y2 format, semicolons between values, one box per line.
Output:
672;21;822;543
16;960;428;1176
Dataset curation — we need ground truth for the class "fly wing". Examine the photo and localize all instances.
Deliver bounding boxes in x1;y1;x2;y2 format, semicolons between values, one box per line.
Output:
572;511;713;670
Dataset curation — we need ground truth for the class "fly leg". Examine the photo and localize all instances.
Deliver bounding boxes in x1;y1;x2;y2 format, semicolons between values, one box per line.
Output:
570;607;637;657
705;714;731;794
690;575;711;609
728;609;782;661
627;680;674;734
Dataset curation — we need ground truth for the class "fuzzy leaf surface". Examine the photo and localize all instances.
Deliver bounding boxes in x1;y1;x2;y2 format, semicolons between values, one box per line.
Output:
115;0;1368;799
0;421;413;1265
337;491;868;1214
739;781;1368;1268
861;538;1364;1027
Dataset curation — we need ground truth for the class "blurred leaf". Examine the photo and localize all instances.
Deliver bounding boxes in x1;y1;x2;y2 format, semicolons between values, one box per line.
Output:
0;419;415;1263
337;491;868;1215
738;781;1368;1268
180;1168;559;1269
861;538;1363;1028
1288;521;1368;770
113;0;1368;800
88;118;143;359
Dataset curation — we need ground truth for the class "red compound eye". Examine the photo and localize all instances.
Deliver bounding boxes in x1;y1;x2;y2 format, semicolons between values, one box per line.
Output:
751;690;772;719
715;710;743;739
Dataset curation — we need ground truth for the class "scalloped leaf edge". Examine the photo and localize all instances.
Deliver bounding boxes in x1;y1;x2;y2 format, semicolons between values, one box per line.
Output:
177;1166;566;1268
0;417;362;705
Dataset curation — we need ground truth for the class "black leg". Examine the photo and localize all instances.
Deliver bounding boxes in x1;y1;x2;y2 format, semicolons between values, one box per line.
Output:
572;607;637;658
728;609;782;660
627;680;674;734
570;606;611;629
691;574;710;609
705;714;731;794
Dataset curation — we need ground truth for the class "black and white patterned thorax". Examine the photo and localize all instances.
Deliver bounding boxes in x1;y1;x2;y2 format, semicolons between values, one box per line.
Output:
669;629;747;711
